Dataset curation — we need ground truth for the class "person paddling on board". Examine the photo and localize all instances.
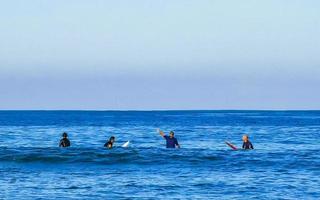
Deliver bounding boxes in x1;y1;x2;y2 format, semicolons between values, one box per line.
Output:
159;129;180;148
59;132;71;147
242;134;254;150
104;136;115;149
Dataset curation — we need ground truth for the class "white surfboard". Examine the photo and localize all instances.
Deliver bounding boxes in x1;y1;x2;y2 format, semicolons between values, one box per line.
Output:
122;141;130;148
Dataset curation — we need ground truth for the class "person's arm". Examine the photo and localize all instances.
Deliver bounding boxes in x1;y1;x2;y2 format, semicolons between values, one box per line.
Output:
175;138;180;148
159;129;166;138
242;142;245;149
59;139;63;147
250;142;254;149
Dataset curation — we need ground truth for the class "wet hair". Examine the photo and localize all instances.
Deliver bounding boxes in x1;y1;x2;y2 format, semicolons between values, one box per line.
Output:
242;134;249;141
109;136;115;142
169;131;174;135
62;132;68;138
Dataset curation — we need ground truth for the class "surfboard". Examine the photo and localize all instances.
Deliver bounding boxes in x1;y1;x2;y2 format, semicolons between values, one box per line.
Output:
122;141;130;148
225;141;237;150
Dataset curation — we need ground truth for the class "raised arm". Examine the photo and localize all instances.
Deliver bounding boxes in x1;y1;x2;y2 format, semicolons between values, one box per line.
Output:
158;129;165;137
159;131;165;137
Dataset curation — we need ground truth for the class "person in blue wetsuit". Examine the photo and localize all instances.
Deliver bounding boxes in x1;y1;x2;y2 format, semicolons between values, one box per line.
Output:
159;130;180;148
242;134;254;149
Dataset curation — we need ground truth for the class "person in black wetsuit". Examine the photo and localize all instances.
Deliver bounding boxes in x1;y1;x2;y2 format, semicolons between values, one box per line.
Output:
104;136;115;149
242;134;253;149
59;132;70;147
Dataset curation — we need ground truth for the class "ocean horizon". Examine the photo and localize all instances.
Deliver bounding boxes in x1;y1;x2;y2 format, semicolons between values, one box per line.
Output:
1;110;319;199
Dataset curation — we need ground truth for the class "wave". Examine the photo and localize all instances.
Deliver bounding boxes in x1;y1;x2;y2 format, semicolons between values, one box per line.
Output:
0;147;225;165
0;147;319;171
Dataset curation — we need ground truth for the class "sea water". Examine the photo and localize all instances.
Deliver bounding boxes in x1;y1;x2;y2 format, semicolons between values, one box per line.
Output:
0;111;319;199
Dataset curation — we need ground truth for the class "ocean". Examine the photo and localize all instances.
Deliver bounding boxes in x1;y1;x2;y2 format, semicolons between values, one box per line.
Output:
0;111;319;199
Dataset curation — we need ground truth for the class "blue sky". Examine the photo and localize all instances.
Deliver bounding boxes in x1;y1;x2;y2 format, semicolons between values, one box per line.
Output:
0;0;319;110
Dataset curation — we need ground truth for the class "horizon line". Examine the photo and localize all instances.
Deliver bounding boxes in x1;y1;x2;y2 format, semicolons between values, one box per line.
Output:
0;109;319;112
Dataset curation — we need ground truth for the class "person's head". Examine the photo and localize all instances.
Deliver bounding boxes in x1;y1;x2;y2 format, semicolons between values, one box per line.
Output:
109;136;115;143
62;132;68;138
242;134;249;142
169;131;175;138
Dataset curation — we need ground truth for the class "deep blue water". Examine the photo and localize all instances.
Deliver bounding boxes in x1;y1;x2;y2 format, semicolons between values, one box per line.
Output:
0;111;320;199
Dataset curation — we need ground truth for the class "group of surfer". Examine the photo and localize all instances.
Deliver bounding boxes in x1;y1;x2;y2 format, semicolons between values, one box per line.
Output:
59;133;116;148
59;130;254;150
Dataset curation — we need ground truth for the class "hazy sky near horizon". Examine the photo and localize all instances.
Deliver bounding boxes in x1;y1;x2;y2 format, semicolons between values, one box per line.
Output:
0;0;320;110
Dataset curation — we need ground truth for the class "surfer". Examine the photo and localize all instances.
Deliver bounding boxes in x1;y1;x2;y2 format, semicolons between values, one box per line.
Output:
104;136;115;149
159;130;180;148
59;132;71;147
242;134;254;149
